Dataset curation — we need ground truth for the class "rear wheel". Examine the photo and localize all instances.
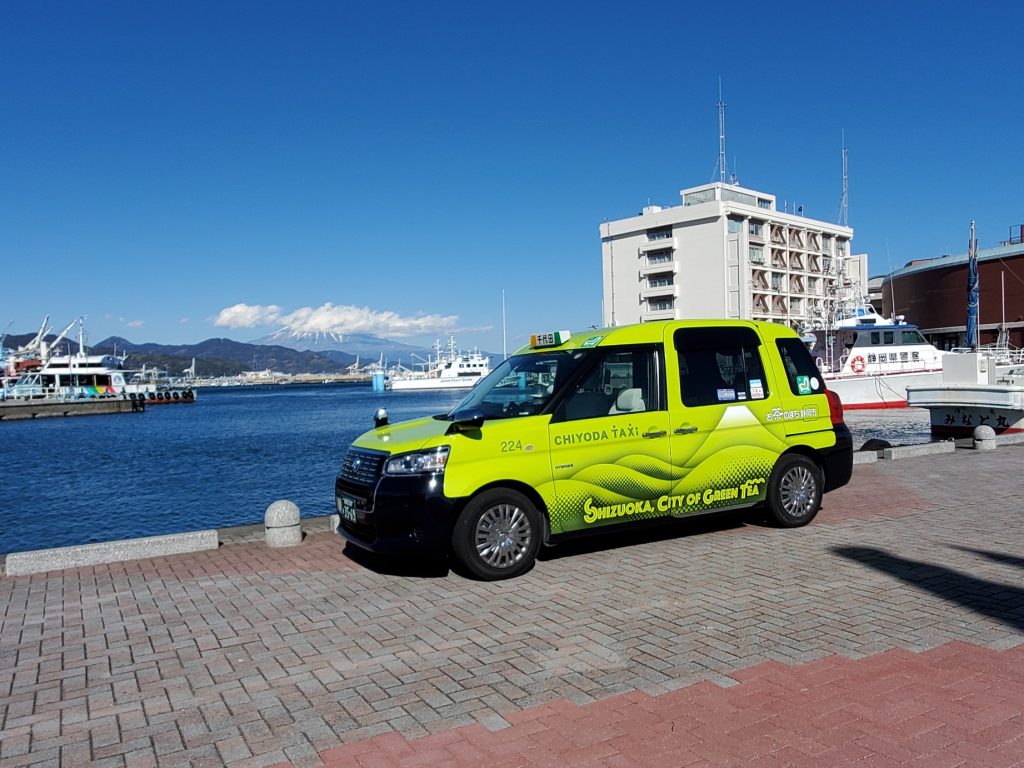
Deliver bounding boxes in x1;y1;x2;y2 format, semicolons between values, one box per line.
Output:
767;454;822;527
451;489;542;580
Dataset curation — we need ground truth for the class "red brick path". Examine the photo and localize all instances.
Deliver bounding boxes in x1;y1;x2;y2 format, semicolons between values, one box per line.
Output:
270;642;1024;768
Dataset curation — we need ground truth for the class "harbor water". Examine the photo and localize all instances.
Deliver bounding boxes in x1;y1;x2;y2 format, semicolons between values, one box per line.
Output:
0;385;932;555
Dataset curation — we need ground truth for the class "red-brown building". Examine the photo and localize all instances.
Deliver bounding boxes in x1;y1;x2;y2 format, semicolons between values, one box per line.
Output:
882;228;1024;350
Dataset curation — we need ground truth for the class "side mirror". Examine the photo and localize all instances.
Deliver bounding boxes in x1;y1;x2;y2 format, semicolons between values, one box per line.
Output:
374;407;389;428
448;407;485;433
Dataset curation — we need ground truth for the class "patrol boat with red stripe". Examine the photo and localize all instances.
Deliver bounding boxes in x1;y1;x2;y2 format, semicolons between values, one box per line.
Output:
810;323;947;409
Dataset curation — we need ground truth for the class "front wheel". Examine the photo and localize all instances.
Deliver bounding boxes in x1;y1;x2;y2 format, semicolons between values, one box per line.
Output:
451;489;542;580
767;454;822;527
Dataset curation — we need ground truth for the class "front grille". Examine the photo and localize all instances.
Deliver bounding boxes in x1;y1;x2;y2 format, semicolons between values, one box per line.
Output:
339;448;386;487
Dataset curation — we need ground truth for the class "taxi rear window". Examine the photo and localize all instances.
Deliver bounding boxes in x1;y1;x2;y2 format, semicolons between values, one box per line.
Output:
674;327;768;406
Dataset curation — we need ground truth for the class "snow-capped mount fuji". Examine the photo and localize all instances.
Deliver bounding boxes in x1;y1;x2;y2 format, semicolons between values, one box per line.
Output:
250;328;430;359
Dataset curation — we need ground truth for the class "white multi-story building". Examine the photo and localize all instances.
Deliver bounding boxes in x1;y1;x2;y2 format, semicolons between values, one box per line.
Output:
600;182;856;330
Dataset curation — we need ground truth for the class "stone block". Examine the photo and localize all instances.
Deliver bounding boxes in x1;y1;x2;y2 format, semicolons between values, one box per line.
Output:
881;441;956;460
265;500;301;548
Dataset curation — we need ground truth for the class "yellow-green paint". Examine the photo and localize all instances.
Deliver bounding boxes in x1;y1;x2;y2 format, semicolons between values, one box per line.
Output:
350;319;838;535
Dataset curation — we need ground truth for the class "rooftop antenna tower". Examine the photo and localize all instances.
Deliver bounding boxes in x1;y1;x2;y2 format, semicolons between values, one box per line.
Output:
716;78;729;184
837;130;849;227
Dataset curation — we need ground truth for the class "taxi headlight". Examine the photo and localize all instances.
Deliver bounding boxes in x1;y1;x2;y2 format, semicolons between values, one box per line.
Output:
384;446;450;476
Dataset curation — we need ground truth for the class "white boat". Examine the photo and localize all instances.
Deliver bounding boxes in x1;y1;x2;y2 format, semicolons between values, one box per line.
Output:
810;322;948;410
386;338;491;391
907;353;1024;437
2;318;196;404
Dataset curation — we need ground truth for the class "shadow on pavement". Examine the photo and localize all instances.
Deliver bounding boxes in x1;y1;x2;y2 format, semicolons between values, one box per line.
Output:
342;542;451;578
832;546;1024;633
949;545;1024;571
540;510;748;562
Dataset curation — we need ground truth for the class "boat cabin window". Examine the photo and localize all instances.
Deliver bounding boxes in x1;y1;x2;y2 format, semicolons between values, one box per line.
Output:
901;330;927;345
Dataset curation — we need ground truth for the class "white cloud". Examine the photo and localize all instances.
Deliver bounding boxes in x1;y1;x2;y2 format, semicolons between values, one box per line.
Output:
213;303;282;328
213;302;461;338
117;316;145;328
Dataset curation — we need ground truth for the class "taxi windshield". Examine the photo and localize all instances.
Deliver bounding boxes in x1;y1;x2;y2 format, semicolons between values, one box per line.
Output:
447;349;591;420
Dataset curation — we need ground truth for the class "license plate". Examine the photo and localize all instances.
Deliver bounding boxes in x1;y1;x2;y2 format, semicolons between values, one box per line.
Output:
337;495;357;524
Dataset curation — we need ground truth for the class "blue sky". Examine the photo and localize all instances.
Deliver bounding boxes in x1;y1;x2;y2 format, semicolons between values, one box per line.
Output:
2;1;1022;352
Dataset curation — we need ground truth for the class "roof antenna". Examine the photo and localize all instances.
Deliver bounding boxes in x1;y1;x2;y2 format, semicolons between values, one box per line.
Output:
716;78;729;184
837;130;849;227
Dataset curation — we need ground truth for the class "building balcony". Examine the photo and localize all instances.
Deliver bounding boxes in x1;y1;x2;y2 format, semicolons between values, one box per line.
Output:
640;284;678;301
640;261;677;276
639;238;677;253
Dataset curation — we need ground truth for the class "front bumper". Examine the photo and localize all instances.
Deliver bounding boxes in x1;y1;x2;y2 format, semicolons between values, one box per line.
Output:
820;423;854;492
334;472;462;556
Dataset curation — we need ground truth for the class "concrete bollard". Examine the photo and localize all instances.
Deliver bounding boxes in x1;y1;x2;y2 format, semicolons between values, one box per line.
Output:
973;425;997;451
265;500;302;547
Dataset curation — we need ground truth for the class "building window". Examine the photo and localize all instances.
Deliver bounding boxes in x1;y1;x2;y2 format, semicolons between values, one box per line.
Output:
721;188;757;206
648;273;674;288
749;246;765;264
684;188;717;205
646;226;672;241
647;249;672;265
727;218;743;233
771;272;783;292
749;221;763;237
648;297;674;312
757;198;771;209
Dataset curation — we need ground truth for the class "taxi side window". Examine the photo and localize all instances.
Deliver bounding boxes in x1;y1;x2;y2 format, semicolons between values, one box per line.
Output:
675;327;768;407
560;347;661;421
775;338;824;396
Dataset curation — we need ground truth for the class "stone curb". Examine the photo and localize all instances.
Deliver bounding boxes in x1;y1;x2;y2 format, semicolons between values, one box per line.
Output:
881;441;956;460
852;451;878;464
3;530;219;577
996;432;1024;446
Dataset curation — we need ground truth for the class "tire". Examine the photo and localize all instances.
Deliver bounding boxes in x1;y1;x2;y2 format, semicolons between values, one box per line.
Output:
451;488;542;580
766;454;822;528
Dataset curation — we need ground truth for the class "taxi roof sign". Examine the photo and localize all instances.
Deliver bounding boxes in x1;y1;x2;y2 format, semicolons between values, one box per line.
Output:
530;330;572;349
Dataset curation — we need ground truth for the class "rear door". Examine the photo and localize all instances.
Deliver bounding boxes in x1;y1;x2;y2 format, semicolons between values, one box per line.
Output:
546;344;671;534
665;325;790;516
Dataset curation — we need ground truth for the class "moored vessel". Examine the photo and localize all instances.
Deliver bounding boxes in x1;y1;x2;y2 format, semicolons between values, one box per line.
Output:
385;338;490;391
907;353;1024;437
2;318;196;404
812;322;948;409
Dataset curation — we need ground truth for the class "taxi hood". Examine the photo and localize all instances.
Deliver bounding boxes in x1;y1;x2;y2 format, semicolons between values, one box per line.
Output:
352;414;453;454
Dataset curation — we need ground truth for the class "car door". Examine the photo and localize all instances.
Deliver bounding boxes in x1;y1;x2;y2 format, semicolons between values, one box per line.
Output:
546;345;672;534
665;325;791;516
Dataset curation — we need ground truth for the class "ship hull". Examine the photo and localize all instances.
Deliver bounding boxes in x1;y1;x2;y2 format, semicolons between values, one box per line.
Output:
825;370;944;409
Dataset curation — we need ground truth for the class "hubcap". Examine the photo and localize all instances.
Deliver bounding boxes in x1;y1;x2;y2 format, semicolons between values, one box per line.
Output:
475;503;532;569
779;465;817;518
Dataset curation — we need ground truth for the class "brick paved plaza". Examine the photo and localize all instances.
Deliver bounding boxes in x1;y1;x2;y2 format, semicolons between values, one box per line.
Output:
2;447;1023;767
